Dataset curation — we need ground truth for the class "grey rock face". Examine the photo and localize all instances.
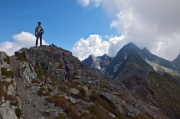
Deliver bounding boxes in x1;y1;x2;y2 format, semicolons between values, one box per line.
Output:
0;101;18;119
16;45;99;81
20;61;37;83
0;52;14;82
0;52;20;119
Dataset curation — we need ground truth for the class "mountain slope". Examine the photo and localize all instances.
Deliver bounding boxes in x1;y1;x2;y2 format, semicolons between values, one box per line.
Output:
105;42;141;77
114;51;153;80
141;47;174;71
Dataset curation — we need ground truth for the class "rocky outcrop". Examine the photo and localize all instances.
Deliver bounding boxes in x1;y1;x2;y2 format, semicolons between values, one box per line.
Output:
0;52;21;119
15;45;99;81
20;61;37;83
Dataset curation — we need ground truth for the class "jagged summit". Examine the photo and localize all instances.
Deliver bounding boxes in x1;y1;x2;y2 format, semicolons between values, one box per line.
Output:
114;50;153;80
105;42;141;77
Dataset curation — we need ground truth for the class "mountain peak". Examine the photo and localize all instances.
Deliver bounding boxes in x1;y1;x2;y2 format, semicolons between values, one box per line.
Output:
124;42;137;48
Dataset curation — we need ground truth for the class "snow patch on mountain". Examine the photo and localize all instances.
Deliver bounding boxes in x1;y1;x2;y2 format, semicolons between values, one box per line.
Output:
113;62;121;72
124;53;128;60
145;59;180;76
91;56;101;69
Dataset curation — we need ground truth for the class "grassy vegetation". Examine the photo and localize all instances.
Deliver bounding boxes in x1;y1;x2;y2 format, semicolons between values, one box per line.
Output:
99;81;112;91
42;111;52;117
15;51;27;61
148;72;180;118
72;81;81;86
54;113;66;119
44;96;54;103
1;67;14;79
49;77;60;86
34;63;48;78
37;87;50;96
58;84;70;95
87;105;111;119
0;82;18;106
54;95;68;109
64;105;79;119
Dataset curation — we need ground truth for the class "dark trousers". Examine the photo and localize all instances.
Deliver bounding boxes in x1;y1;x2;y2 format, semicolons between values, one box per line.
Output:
36;34;42;46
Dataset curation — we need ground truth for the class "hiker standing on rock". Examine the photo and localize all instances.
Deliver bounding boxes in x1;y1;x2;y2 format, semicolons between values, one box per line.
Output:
35;22;44;47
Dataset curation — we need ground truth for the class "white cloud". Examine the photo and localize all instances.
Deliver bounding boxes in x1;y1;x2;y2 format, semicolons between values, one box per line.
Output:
0;31;48;56
72;34;126;60
77;0;90;7
76;0;180;61
77;0;102;7
110;0;180;60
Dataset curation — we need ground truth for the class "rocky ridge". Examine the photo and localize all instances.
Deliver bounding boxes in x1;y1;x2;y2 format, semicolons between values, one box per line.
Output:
0;44;179;119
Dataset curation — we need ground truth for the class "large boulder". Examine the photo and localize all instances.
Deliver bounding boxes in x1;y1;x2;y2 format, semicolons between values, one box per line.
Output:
20;61;37;83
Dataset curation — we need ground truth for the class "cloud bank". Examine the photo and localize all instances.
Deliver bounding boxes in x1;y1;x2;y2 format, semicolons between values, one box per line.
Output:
72;34;126;61
0;31;48;56
75;0;180;61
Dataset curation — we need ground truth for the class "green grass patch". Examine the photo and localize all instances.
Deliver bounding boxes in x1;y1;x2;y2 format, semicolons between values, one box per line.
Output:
34;63;48;78
58;85;70;95
15;51;27;61
1;67;14;79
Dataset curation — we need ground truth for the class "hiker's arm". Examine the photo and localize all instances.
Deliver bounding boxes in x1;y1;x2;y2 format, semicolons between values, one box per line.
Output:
35;27;37;36
42;27;44;34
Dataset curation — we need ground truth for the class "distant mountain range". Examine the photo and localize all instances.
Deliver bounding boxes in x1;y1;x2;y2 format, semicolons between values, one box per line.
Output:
82;42;180;119
83;42;180;79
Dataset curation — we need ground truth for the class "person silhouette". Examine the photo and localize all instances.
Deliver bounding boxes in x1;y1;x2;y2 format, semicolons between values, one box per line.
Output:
35;22;44;47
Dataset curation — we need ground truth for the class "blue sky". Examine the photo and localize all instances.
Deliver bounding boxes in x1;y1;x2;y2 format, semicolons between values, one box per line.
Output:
0;0;116;50
1;0;180;61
